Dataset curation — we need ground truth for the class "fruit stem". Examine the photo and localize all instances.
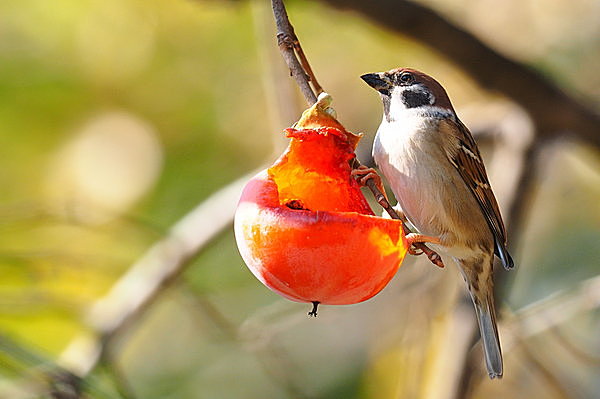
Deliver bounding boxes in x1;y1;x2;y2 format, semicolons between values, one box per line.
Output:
308;301;320;317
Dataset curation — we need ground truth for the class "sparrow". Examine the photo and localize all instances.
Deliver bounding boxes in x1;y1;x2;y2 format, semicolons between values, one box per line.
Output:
359;67;514;379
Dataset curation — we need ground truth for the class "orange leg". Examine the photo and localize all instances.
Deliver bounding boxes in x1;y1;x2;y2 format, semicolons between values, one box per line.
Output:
406;234;444;268
406;233;441;246
351;166;389;203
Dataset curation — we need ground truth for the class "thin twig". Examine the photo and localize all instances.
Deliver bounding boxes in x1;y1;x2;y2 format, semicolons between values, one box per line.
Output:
293;41;323;96
271;0;317;104
250;0;301;151
270;0;443;268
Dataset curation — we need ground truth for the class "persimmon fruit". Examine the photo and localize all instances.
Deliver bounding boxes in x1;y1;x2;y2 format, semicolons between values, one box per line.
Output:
234;97;412;306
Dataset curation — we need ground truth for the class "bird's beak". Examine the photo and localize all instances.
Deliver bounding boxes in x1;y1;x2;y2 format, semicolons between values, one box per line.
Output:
361;73;392;95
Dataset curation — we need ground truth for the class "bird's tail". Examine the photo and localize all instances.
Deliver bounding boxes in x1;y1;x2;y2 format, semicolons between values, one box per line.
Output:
470;290;503;379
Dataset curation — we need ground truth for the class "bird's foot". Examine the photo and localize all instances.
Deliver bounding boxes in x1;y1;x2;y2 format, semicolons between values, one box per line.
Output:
351;166;388;202
405;234;444;268
406;233;441;245
408;246;423;256
308;301;320;317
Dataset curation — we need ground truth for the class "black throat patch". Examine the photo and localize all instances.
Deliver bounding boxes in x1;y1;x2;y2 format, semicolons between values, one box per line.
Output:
402;89;432;109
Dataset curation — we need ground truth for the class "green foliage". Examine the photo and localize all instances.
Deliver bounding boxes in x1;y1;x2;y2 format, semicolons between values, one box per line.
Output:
0;0;598;398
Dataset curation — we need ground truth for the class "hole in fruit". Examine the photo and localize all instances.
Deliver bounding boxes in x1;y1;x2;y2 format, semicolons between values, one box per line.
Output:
285;199;309;210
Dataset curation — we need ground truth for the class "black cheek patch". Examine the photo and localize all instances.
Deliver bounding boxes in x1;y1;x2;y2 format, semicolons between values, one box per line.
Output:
402;90;431;108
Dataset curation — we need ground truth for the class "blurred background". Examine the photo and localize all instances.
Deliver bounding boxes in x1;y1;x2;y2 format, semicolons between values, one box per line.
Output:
0;0;598;398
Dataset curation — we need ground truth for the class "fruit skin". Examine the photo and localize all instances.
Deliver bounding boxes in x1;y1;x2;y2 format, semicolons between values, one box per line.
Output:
234;169;409;306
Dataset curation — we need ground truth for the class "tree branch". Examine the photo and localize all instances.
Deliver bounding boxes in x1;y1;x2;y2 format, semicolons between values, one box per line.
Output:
58;172;257;378
271;0;318;104
320;0;600;149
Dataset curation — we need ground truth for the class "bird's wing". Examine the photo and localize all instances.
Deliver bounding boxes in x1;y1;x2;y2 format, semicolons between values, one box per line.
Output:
439;118;514;269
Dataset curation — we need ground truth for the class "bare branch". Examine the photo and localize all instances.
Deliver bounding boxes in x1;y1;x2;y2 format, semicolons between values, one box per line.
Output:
271;0;317;104
293;41;324;96
58;171;258;377
320;0;600;149
504;274;600;344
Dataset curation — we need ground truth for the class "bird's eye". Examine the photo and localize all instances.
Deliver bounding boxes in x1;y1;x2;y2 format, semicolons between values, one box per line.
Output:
399;73;414;84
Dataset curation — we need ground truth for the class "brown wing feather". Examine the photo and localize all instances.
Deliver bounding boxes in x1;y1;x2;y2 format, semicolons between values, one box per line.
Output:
439;118;513;269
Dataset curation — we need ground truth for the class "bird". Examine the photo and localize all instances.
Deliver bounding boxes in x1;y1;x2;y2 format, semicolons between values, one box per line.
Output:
357;67;514;379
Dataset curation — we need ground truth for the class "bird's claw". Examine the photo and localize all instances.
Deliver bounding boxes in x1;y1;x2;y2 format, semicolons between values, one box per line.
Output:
351;165;390;205
425;251;444;268
351;166;382;188
405;233;445;268
408;246;424;256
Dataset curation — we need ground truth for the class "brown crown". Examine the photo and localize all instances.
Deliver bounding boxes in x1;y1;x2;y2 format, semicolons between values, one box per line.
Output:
387;68;455;111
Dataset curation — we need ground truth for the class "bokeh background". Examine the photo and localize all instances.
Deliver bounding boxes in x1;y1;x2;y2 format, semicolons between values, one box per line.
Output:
1;0;598;398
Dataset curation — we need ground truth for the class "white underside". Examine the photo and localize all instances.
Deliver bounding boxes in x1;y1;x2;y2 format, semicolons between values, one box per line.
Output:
373;107;489;260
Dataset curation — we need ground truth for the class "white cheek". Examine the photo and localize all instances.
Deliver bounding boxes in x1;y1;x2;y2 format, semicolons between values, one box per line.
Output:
389;89;407;114
387;89;430;127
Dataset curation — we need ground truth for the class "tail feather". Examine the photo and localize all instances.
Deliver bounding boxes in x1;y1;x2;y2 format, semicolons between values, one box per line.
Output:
472;294;503;379
455;256;504;378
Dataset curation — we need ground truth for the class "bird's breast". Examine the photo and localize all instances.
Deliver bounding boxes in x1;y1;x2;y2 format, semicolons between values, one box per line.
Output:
373;117;489;252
